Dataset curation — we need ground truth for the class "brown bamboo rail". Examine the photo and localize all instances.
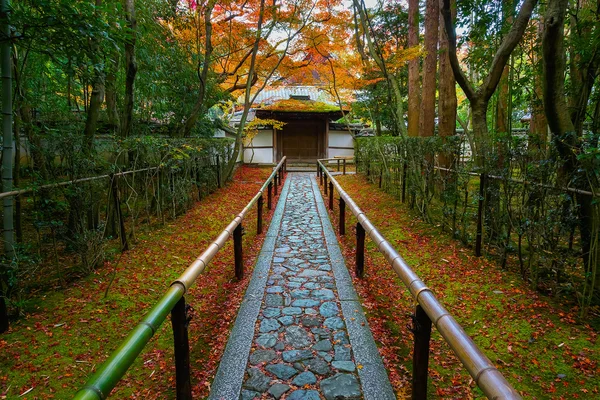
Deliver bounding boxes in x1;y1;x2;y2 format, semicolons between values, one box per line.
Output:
318;159;521;400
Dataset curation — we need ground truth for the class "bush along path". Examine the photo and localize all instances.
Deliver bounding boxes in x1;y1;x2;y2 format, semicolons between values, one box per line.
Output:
209;173;394;400
324;174;598;399
0;166;281;399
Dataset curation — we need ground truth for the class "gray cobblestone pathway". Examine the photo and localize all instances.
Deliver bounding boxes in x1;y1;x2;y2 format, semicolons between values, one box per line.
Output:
209;173;395;400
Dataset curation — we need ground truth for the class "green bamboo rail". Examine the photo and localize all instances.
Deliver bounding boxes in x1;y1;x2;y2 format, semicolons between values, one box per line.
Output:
318;159;521;400
73;157;286;400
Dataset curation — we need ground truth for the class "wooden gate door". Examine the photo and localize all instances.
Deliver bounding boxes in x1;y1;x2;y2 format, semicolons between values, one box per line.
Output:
281;120;323;161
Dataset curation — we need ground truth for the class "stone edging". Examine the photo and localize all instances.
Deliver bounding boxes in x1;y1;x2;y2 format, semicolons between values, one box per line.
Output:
209;177;292;400
310;176;396;400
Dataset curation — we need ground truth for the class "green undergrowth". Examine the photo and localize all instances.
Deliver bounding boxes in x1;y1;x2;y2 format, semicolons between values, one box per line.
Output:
1;166;279;399
327;174;598;399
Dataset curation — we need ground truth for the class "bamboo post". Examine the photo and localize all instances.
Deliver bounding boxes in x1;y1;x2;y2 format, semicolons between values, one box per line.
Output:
171;297;192;400
111;174;128;251
356;222;365;278
328;181;334;210
234;224;243;280
257;195;264;235
339;198;346;235
268;182;273;210
411;305;432;400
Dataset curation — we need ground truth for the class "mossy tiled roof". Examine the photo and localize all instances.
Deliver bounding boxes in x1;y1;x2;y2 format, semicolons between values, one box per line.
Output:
260;99;341;113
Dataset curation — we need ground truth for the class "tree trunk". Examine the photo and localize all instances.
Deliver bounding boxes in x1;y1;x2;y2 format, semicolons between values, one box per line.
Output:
407;0;420;137
11;50;21;243
419;0;439;139
438;0;456;168
471;99;489;167
420;0;439;139
179;1;215;138
83;0;105;152
543;0;594;310
105;53;120;134
496;66;509;135
442;0;538;164
0;0;13;333
530;17;548;153
224;0;266;180
353;0;407;136
121;0;137;138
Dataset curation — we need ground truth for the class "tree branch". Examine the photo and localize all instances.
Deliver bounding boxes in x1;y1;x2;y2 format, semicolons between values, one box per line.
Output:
441;0;476;101
482;0;538;100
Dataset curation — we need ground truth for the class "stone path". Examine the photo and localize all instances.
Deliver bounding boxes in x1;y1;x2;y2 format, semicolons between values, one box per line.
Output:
209;173;394;400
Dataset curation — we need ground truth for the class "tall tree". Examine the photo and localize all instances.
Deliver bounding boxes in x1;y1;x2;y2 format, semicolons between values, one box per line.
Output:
105;53;120;133
353;0;407;136
83;0;106;152
529;16;547;152
542;0;597;310
442;0;539;166
121;0;137;138
407;0;420;137
419;0;438;138
438;0;456;168
0;0;12;333
178;0;215;137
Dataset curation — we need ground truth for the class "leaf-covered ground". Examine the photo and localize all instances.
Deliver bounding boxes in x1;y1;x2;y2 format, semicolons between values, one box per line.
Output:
324;174;598;399
0;166;281;399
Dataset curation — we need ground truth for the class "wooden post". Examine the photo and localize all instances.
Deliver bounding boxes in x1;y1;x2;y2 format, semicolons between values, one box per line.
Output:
268;182;273;210
339;198;346;235
274;172;278;196
328;181;334;210
234;224;243;279
316;162;320;178
257;195;264;235
356;222;365;278
343;159;346;175
324;175;328;195
476;173;486;257
111;174;128;251
337;159;340;171
411;305;432;400
171;297;192;400
216;154;222;188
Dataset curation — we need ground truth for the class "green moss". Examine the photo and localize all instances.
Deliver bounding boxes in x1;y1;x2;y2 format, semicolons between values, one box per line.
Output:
261;99;340;113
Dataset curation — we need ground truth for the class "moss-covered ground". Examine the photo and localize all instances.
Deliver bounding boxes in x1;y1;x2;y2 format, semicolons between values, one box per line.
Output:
324;173;598;399
0;166;281;399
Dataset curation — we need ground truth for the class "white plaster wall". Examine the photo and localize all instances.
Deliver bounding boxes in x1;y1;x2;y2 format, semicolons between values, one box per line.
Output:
328;130;354;148
328;148;354;159
328;130;354;158
243;130;274;163
243;148;273;164
249;130;274;147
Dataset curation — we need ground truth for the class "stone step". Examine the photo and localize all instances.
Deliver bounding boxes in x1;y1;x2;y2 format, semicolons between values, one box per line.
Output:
286;166;318;172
